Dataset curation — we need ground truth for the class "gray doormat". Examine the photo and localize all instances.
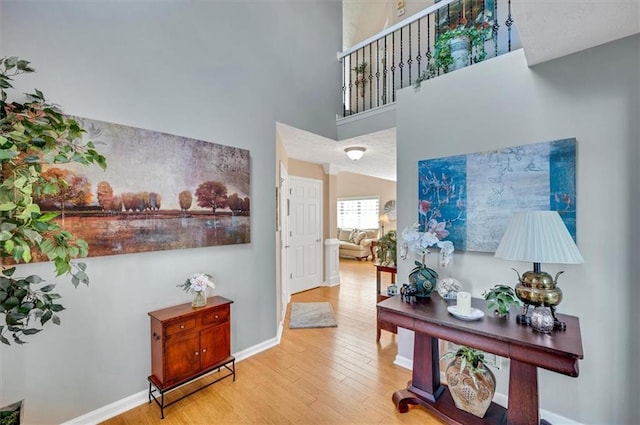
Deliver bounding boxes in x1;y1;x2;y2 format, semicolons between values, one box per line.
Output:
289;302;338;329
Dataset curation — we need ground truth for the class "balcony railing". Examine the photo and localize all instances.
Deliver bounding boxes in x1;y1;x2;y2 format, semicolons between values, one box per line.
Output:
339;0;517;117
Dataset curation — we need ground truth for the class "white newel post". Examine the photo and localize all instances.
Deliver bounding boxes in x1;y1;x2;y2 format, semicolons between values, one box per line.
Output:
325;238;340;286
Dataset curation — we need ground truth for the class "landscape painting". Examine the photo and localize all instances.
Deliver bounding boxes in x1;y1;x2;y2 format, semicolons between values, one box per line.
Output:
417;138;576;252
32;117;251;260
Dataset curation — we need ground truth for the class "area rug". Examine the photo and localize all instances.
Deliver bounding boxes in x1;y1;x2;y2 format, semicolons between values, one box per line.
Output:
289;302;338;329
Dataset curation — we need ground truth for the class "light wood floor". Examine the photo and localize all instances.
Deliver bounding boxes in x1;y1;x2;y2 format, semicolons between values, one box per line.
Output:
102;259;444;425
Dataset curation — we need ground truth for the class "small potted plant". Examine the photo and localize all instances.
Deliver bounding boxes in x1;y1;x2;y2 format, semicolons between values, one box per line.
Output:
351;62;368;97
376;230;397;266
483;284;521;317
441;345;495;418
415;12;493;87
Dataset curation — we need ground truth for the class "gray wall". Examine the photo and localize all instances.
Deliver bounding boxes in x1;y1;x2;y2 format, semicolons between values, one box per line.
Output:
0;1;342;423
396;35;639;424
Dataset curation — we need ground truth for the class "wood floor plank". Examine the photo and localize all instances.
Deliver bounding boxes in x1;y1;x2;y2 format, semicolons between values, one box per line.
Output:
101;259;444;424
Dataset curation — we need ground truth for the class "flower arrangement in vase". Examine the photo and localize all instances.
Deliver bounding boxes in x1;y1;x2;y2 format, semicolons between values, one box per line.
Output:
178;273;215;308
400;220;454;300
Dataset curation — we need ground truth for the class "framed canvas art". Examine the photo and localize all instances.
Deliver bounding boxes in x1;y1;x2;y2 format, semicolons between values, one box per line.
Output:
29;117;251;260
417;138;576;252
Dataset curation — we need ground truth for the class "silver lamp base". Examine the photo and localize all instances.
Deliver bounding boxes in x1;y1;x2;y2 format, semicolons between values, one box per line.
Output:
530;306;555;334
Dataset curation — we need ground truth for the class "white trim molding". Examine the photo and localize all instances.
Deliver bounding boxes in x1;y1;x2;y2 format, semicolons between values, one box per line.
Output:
324;238;341;286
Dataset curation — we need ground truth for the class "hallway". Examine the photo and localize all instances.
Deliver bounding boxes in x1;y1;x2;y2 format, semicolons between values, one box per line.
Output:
104;259;443;424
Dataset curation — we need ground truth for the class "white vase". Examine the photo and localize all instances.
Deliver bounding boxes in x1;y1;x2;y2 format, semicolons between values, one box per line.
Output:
449;35;471;71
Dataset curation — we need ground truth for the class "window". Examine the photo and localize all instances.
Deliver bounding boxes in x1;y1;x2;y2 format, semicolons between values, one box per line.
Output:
337;197;379;229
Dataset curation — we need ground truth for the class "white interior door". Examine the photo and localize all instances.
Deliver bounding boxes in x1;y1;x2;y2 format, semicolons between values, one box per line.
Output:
288;176;322;294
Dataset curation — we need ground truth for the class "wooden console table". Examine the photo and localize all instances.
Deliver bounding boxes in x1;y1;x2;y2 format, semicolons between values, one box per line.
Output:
377;294;583;425
375;264;397;341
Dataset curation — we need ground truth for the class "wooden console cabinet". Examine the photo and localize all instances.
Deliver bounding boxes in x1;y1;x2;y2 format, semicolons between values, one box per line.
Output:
377;294;584;425
148;296;235;418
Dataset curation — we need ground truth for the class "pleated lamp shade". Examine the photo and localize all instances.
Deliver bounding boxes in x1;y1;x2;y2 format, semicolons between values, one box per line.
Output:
494;211;584;264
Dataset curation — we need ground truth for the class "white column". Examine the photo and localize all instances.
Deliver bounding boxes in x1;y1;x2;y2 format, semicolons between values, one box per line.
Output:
324;238;340;286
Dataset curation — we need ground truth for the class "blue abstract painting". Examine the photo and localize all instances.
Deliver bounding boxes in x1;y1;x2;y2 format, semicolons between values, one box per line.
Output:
417;138;577;252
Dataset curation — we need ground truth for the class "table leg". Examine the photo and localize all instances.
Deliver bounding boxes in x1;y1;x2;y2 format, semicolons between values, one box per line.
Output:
393;332;444;411
409;333;443;402
507;359;539;425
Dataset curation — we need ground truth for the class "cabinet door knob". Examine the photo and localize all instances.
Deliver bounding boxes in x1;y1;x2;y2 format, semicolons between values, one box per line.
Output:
202;348;207;353
195;351;199;356
180;325;185;329
214;315;219;319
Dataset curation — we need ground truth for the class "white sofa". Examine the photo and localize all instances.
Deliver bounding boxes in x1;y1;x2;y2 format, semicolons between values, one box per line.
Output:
337;228;378;260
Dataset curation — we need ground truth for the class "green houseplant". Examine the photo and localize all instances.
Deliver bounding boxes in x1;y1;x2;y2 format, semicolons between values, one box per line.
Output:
483;284;521;317
0;57;106;345
415;13;493;87
376;229;397;266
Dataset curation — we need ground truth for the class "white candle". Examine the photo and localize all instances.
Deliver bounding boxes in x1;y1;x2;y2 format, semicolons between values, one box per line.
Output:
456;291;472;315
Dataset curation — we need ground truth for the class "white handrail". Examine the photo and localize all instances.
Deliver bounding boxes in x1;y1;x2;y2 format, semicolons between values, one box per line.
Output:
338;0;458;60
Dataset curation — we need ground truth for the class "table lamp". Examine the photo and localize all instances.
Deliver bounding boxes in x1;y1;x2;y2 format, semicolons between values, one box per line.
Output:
494;210;583;331
379;214;390;236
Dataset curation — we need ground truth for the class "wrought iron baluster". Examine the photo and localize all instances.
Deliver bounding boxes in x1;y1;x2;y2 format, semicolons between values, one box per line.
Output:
383;37;388;105
369;44;373;110
493;0;500;56
426;14;432;74
407;22;413;86
376;39;381;108
342;57;347;117
417;19;422;78
391;32;396;102
360;48;365;111
354;50;359;113
399;27;404;89
506;0;513;52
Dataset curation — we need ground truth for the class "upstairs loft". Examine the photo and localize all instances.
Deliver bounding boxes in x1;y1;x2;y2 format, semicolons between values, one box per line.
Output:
339;0;521;119
337;0;640;121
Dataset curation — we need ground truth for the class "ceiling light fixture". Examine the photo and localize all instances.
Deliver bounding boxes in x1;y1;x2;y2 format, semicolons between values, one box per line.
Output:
344;146;366;161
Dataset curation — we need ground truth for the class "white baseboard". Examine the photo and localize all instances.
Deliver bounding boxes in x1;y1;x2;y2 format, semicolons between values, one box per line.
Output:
234;336;280;362
61;390;148;425
392;355;582;424
393;354;414;370
66;338;583;425
62;336;281;424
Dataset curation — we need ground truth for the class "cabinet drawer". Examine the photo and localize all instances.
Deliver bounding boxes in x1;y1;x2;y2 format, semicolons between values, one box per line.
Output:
202;307;229;326
165;318;196;336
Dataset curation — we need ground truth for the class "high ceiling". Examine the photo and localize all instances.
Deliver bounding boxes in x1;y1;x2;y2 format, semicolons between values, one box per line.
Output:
278;1;640;183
